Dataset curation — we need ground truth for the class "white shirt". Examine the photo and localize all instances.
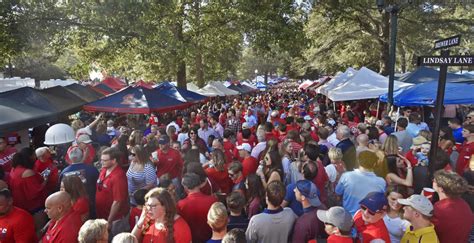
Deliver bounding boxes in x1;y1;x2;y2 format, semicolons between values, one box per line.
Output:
325;164;337;183
251;141;267;159
166;121;180;134
327;132;340;147
383;214;410;243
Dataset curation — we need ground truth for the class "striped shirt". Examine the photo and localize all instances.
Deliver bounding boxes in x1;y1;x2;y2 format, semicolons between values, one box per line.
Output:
126;162;157;204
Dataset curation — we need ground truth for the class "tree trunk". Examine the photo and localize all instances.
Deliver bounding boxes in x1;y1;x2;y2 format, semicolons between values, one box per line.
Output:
193;0;205;88
378;12;390;75
175;3;186;89
399;43;407;73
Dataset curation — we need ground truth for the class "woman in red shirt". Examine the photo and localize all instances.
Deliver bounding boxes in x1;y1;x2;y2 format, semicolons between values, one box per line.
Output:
131;188;191;243
205;149;233;194
61;174;89;222
9;148;48;231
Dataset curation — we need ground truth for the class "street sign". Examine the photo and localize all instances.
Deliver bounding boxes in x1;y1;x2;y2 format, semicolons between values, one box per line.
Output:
418;55;474;66
434;35;461;50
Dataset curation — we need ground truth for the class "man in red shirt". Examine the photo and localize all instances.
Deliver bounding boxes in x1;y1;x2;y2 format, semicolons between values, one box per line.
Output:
0;187;37;243
432;170;473;243
34;147;59;194
154;135;183;180
456;125;474;175
43;191;82;243
353;192;391;243
95;147;129;230
0;137;16;176
178;173;217;243
237;143;258;179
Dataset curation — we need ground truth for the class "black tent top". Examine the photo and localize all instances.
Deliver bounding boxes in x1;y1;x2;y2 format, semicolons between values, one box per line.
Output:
37;86;88;116
64;83;103;102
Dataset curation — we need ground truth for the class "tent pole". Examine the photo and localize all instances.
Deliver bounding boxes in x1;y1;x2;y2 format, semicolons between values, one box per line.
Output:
394;107;400;132
333;101;336;112
376;100;380;119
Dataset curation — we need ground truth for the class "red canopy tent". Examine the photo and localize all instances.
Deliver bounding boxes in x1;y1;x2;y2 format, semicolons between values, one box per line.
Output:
133;80;154;89
102;77;126;91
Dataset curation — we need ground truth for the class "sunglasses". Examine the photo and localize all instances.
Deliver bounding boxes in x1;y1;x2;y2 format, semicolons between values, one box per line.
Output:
190;132;196;135
361;205;379;216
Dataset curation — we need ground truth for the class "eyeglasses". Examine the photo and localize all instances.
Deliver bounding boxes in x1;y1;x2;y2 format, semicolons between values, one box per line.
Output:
145;203;159;209
361;205;379;216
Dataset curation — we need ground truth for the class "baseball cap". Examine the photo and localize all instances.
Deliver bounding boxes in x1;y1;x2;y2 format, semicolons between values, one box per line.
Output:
242;122;250;129
296;180;322;207
271;110;279;117
236;143;251;153
413;136;428;146
375;120;384;127
76;134;92;144
158;135;170;145
398;194;433;217
304;115;312;121
359;191;388;214
317;206;353;232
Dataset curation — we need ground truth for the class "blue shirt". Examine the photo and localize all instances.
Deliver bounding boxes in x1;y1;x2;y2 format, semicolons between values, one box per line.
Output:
335;169;386;216
453;127;464;144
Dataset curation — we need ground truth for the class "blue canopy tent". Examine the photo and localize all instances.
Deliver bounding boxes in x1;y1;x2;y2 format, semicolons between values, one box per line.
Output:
398;67;474;84
379;82;474;106
155;82;207;103
256;82;267;89
83;86;191;114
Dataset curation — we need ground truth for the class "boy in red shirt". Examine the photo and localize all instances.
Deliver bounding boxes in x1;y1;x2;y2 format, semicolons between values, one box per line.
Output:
456;125;474;175
316;206;354;243
353;192;391;243
129;188;148;229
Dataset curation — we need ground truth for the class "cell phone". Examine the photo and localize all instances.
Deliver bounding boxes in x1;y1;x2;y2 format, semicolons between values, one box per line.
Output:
41;168;51;178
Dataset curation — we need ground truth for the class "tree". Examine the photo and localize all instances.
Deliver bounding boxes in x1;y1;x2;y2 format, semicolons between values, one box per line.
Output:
300;1;474;75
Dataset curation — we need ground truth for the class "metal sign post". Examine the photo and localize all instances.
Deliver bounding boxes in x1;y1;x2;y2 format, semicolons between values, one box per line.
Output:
416;35;474;176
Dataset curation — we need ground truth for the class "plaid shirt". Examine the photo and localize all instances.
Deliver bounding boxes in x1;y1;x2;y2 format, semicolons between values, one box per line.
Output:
226;116;241;134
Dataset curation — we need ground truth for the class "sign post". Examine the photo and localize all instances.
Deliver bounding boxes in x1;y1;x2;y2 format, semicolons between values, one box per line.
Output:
416;35;474;176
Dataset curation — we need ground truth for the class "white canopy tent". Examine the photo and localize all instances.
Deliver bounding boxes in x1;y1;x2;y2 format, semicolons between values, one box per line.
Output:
316;67;358;96
40;79;78;89
197;82;239;96
0;77;36;93
170;82;200;92
327;67;412;102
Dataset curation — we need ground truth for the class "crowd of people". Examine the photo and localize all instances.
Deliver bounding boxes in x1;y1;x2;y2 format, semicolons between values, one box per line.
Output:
0;82;473;243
